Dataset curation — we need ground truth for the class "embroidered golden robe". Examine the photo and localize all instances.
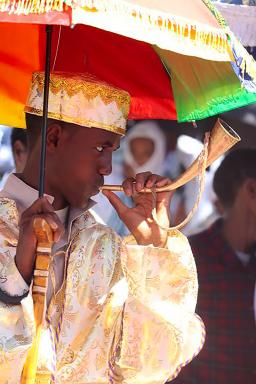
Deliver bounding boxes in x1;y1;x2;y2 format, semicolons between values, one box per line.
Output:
0;197;205;383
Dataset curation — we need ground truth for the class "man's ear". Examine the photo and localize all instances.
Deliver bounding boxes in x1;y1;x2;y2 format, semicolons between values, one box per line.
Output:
46;123;63;152
245;178;256;197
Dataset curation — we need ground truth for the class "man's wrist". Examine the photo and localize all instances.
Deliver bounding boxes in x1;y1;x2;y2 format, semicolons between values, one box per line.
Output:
14;255;33;285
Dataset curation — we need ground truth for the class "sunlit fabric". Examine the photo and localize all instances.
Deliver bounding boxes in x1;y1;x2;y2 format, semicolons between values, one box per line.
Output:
0;197;205;383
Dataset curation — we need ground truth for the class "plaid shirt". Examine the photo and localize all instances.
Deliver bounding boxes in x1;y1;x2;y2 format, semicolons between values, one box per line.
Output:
172;219;256;384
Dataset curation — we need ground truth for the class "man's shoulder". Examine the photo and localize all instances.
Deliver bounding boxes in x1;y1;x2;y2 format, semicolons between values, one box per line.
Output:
188;220;223;262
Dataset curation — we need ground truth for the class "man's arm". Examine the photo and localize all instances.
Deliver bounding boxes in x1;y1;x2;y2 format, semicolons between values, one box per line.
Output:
107;229;205;383
0;197;64;382
102;172;205;382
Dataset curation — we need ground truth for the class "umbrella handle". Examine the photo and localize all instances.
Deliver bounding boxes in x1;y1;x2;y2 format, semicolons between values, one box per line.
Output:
21;218;53;384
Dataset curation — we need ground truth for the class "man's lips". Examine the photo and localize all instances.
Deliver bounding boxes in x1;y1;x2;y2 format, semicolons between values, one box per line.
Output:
96;178;104;188
93;179;104;190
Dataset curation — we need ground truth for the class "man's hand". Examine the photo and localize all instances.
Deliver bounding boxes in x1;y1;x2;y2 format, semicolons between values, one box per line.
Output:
102;172;173;247
15;197;64;285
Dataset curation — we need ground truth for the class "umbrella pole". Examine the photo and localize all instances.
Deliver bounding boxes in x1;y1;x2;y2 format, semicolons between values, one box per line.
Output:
39;25;52;197
21;26;54;383
21;25;53;384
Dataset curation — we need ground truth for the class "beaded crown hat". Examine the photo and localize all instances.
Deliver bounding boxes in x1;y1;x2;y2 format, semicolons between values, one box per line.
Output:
25;72;131;136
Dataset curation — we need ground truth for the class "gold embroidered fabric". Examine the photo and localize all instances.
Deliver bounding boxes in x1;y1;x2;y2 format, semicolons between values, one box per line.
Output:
0;197;205;383
25;72;130;136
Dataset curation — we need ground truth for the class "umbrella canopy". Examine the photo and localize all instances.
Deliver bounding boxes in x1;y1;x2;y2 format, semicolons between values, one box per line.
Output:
1;0;256;128
213;0;256;46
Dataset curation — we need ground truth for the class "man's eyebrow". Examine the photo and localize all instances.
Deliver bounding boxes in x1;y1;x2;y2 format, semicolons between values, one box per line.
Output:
101;141;120;150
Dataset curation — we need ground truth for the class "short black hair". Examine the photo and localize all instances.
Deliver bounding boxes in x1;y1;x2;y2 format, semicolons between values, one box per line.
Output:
213;148;256;209
25;113;64;149
11;128;27;149
25;113;77;150
25;113;45;148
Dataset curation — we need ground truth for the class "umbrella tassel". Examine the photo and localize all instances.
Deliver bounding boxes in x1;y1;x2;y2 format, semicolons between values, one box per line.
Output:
0;0;64;14
77;0;228;53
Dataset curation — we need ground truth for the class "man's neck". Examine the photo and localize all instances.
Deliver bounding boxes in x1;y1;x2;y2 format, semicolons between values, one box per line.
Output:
20;169;68;211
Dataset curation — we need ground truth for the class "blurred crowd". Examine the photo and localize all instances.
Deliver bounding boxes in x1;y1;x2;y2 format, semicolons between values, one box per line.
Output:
92;120;221;236
1;121;221;236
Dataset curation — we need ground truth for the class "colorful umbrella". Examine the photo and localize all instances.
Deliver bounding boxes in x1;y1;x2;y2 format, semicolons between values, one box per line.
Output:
1;0;256;129
213;0;256;46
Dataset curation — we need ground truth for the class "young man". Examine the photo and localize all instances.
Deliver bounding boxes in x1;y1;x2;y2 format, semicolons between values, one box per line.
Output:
172;149;256;384
0;72;204;383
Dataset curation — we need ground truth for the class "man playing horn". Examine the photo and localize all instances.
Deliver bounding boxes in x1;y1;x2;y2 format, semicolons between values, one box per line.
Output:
0;72;204;383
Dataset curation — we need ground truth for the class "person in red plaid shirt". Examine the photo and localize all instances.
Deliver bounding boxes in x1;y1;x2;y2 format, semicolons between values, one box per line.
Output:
172;148;256;384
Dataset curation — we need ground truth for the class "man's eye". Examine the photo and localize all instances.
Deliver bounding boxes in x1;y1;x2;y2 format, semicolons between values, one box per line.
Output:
96;146;104;153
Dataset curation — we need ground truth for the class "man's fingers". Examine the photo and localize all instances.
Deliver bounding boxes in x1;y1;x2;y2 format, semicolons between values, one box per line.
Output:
145;174;161;188
22;197;55;217
122;177;135;196
155;177;172;188
34;213;64;243
135;172;152;192
102;190;127;217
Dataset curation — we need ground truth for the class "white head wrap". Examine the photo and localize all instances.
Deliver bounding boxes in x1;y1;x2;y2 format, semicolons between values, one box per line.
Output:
123;121;166;175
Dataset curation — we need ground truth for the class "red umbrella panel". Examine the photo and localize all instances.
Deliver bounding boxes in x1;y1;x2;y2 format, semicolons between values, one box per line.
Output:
0;23;177;129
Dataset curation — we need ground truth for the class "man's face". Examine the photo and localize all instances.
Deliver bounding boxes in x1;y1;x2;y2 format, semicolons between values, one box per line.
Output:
130;137;154;166
49;125;121;208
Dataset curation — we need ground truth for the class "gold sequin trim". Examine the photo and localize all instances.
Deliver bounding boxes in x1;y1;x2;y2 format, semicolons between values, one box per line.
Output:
0;0;64;14
25;107;126;136
29;72;130;119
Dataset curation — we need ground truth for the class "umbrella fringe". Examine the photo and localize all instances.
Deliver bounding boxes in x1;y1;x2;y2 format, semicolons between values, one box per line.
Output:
75;0;228;53
0;0;64;14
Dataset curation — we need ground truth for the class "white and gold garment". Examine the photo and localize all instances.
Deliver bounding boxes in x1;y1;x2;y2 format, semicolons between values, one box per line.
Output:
0;175;205;384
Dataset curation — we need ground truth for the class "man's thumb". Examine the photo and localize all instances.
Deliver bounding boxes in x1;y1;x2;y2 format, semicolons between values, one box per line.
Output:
102;190;127;217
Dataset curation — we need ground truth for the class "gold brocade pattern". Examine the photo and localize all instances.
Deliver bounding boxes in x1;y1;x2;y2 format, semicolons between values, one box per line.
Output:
25;72;130;135
30;72;130;114
25;106;126;136
0;197;205;383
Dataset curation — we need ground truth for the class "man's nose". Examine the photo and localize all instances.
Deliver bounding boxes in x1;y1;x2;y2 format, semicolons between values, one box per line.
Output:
99;156;112;176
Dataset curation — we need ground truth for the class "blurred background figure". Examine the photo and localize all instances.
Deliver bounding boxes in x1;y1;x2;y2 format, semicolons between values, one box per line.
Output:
0;127;27;189
10;128;28;173
93;119;222;236
172;148;256;384
175;134;222;235
123;120;166;177
0;126;14;186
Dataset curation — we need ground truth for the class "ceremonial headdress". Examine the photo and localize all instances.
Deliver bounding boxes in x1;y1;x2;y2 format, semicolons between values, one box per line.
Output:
25;72;130;136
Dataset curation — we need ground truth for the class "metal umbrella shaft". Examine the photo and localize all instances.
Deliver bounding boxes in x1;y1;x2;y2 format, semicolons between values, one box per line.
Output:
39;25;52;197
20;25;54;384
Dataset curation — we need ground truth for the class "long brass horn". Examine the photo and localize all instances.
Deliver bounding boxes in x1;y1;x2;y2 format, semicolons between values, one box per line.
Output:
100;119;240;193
